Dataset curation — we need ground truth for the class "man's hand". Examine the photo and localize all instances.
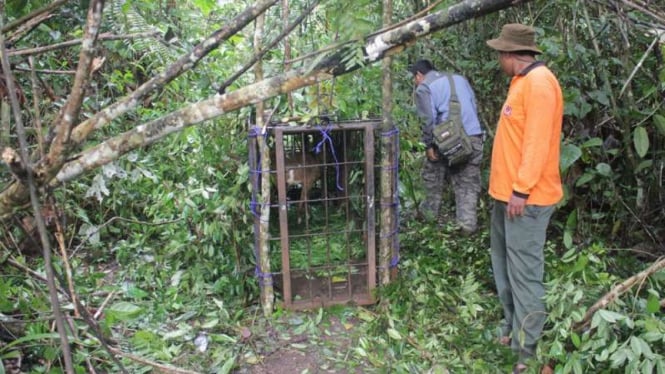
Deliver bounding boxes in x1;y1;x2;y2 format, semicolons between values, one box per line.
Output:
507;194;527;219
426;146;439;162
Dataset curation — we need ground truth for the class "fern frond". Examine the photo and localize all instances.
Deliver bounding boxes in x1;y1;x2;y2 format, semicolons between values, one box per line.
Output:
105;0;176;69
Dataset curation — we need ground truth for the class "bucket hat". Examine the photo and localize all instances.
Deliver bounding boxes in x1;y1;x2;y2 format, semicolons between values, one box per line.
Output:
486;23;542;54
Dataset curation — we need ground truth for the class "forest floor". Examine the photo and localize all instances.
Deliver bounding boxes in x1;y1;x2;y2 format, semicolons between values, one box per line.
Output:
232;309;368;374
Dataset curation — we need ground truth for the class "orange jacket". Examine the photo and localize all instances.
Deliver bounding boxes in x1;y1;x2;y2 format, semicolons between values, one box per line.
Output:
489;63;563;205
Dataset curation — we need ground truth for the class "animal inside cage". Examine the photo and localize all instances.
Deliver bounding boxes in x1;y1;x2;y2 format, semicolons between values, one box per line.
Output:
249;119;399;310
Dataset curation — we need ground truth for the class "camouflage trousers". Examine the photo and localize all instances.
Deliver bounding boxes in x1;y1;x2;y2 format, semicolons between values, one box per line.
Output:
420;136;483;233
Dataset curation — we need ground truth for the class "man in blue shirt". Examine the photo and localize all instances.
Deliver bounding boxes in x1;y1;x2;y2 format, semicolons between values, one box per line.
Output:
410;59;483;234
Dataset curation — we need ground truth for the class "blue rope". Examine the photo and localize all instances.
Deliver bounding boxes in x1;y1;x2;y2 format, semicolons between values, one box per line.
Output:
313;122;344;191
248;125;275;288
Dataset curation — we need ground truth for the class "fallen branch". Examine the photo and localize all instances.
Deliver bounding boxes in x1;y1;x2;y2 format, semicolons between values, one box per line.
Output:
6;256;68;295
106;346;202;374
93;291;116;320
574;256;665;331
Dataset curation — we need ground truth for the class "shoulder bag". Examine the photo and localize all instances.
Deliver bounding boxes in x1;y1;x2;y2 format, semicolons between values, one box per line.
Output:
431;74;473;167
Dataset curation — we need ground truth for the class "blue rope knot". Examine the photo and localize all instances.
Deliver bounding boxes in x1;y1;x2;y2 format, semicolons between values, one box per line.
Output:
313;121;343;191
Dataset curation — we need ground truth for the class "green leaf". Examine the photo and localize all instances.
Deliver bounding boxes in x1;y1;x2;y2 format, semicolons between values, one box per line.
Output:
201;318;219;329
646;292;660;313
0;350;19;360
642;360;654;374
355;346;368;357
564;231;573;249
610;347;628;368
107;301;143;321
630;336;643;358
597;309;624;323
653;114;665;136
657;359;665;374
561;248;578;263
635;160;653;173
595;163;612;177
588;90;610;106
162;326;191;340
218;355;236;374
315;308;323;325
126;284;149;299
596;349;610;362
571;332;581;348
582;137;604;148
643;331;663;342
575;172;594;186
560;143;582;173
387;328;402;340
633;126;649;158
192;0;215;16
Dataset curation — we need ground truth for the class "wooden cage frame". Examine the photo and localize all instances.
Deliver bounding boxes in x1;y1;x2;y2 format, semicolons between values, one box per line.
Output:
249;119;397;310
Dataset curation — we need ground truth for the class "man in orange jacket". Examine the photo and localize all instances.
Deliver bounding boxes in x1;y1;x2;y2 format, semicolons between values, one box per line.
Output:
486;24;564;373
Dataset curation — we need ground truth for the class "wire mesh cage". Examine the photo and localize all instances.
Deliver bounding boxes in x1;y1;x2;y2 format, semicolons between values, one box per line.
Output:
249;119;399;309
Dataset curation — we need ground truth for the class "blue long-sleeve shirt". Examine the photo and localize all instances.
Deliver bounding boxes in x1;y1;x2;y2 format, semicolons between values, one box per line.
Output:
414;70;483;145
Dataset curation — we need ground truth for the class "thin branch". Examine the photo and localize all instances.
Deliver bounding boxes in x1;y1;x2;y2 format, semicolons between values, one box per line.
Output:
367;0;445;39
284;39;348;65
0;3;75;372
606;246;661;259
12;67;76;75
217;0;321;94
8;31;160;57
617;194;660;245
282;0;293;113
620;0;665;25
2;0;68;34
5;12;54;47
619;34;660;98
106;346;202;374
54;210;78;317
6;256;68;295
93;291;116;320
28;57;45;157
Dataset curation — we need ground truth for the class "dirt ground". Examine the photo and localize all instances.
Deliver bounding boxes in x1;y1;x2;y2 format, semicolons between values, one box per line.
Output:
232;314;366;374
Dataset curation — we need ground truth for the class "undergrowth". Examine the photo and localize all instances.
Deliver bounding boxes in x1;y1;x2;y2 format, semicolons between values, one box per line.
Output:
3;206;662;373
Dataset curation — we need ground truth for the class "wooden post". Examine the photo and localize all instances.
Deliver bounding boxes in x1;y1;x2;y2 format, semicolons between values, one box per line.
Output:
253;12;274;317
379;0;398;284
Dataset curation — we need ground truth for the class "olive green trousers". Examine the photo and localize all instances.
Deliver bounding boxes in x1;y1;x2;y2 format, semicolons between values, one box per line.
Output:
490;200;554;363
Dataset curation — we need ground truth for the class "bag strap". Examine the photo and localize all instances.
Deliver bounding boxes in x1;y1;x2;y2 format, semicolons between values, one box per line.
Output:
445;73;458;102
445;74;461;118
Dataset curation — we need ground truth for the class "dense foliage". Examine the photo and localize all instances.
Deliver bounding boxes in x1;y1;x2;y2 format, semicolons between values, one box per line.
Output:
1;0;663;373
